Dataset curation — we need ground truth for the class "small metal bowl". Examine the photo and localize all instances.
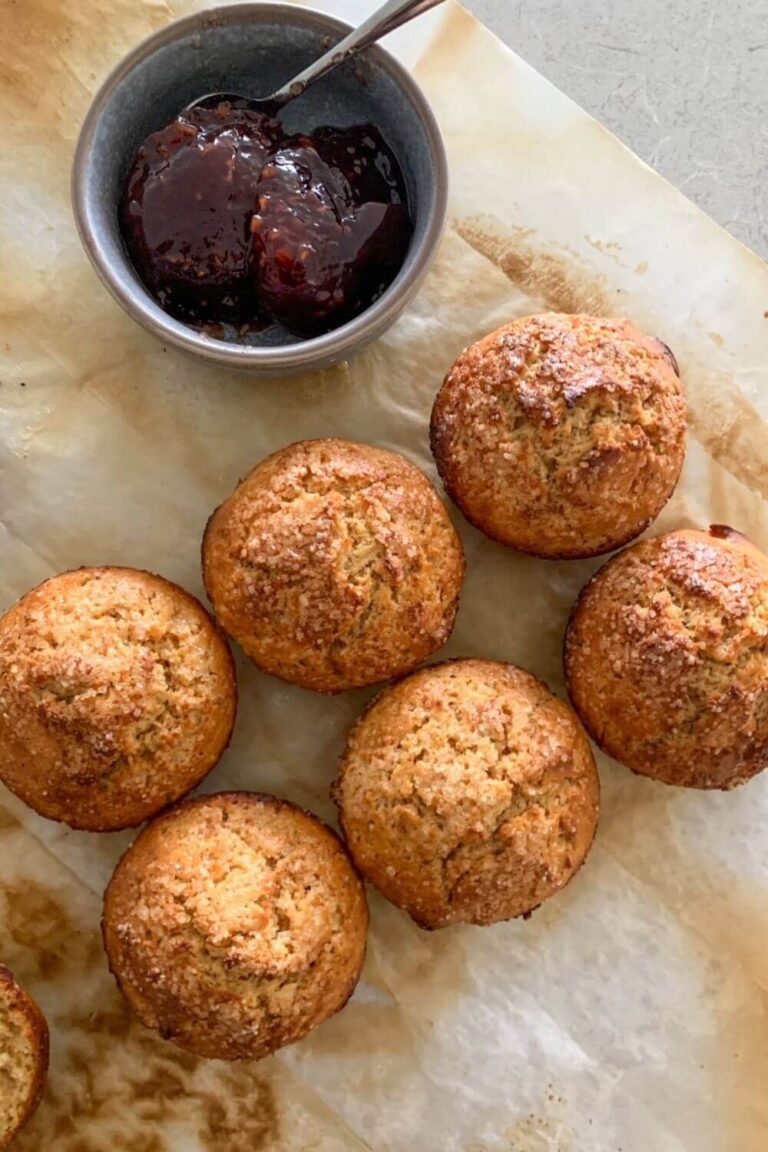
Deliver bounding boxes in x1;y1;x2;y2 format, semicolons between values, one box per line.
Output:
72;2;448;376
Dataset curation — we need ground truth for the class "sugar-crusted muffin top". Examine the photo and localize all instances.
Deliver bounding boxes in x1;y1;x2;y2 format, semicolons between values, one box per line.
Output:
431;313;686;558
565;526;768;788
334;659;600;928
0;567;236;830
202;438;465;693
103;792;368;1061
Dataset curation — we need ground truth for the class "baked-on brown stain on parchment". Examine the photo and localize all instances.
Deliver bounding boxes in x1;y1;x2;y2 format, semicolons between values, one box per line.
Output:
0;809;280;1152
463;1098;572;1152
499;1112;571;1152
0;0;171;140
5;884;103;982
410;1;480;81
0;803;19;831
687;386;768;504
454;216;616;316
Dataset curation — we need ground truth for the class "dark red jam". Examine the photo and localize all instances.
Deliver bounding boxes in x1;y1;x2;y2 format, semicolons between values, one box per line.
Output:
120;102;411;339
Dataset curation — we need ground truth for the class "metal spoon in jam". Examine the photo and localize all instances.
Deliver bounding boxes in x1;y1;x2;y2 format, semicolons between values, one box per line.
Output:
185;0;446;115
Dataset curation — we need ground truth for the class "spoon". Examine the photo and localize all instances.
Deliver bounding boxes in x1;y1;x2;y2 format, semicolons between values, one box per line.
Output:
186;0;446;113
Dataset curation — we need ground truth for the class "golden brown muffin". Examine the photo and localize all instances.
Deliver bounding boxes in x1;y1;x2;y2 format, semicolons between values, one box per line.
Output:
0;567;236;831
202;438;465;694
565;525;768;789
333;659;600;929
430;313;686;558
102;792;368;1061
0;964;49;1149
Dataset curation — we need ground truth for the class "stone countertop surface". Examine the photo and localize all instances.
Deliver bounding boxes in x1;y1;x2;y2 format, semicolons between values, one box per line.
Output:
465;0;767;259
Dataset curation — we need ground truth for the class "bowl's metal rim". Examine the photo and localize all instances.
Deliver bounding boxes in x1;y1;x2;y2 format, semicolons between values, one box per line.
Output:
71;1;449;372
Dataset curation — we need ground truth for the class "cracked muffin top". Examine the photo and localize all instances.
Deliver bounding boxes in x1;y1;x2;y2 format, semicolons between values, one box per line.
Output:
102;792;368;1061
202;438;465;694
430;313;686;558
0;965;49;1150
565;525;768;789
333;659;600;929
0;567;236;831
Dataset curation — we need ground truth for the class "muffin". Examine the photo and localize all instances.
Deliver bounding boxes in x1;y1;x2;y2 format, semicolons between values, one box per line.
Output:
430;313;686;558
202;439;465;693
333;659;600;929
0;567;236;831
565;525;768;789
0;965;49;1149
102;792;368;1061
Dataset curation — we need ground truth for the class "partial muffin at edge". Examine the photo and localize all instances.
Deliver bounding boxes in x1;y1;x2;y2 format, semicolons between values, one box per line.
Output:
202;438;465;693
0;964;49;1150
102;792;368;1061
333;659;600;929
430;312;686;558
0;567;236;831
565;525;768;789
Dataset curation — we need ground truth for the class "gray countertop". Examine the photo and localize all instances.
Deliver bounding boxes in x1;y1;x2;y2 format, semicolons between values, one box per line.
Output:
464;0;766;259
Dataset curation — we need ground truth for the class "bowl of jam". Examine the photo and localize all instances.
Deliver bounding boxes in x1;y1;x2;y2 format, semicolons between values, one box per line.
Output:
72;3;448;375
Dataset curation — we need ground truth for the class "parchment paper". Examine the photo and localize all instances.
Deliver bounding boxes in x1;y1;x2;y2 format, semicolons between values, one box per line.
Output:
1;2;767;1149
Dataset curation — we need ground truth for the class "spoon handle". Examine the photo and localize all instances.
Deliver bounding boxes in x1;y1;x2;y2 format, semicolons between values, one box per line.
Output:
269;0;447;109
